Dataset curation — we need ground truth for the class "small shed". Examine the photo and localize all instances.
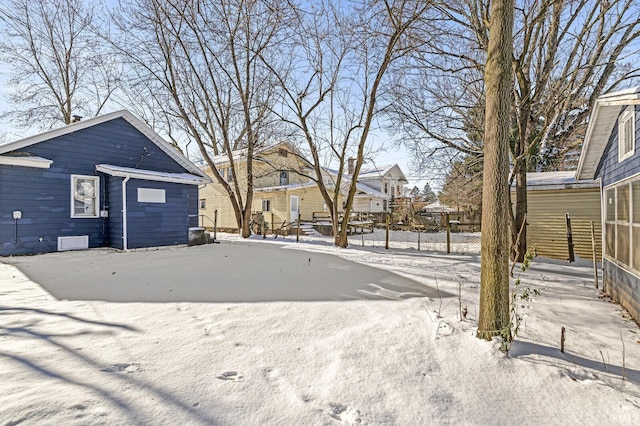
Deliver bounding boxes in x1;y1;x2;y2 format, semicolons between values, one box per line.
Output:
0;110;210;255
576;87;640;321
515;171;601;261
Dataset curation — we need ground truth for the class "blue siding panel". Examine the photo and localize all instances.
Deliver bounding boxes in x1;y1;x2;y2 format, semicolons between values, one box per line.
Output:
596;105;640;187
125;179;191;249
595;105;640;323
604;259;640;321
0;118;200;255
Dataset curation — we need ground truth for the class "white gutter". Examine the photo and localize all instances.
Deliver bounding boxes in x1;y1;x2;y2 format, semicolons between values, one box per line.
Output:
122;175;130;251
95;164;208;185
0;155;53;168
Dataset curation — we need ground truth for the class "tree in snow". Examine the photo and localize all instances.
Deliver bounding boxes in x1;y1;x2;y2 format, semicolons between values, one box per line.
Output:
387;0;640;261
421;183;437;203
110;0;291;238
0;0;121;128
477;0;513;341
262;0;432;247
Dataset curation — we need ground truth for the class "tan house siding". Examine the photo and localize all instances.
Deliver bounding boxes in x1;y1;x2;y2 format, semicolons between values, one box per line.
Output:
198;184;238;229
198;143;327;231
521;187;602;261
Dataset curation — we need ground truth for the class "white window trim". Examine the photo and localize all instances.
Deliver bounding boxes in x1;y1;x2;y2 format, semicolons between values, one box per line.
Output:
71;174;100;218
603;172;640;276
262;199;271;212
618;109;635;162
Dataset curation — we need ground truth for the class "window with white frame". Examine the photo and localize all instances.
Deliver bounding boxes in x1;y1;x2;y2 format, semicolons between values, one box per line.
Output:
604;175;640;273
618;109;635;162
279;170;289;186
71;175;99;218
199;199;206;209
262;199;271;212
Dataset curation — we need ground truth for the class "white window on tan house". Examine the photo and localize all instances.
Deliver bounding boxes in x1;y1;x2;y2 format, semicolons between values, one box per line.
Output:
199;199;206;209
71;175;99;218
262;199;271;212
619;109;635;162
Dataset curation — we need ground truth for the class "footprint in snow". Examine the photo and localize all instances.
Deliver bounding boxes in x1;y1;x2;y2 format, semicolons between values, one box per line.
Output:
217;371;244;381
327;403;363;425
101;363;142;373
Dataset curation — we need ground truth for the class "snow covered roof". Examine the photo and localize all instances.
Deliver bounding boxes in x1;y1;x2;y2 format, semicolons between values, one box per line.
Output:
352;182;387;198
577;87;640;180
205;141;312;168
422;200;455;212
0;110;210;181
96;164;211;185
357;164;408;182
520;171;599;191
254;182;320;193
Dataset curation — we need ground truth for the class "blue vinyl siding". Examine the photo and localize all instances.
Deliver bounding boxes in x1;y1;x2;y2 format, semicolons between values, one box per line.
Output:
0;118;200;255
596;105;640;187
125;179;194;249
604;259;640;321
595;105;640;323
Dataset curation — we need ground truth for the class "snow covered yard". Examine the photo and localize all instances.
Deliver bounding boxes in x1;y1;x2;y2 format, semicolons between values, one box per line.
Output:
1;236;639;425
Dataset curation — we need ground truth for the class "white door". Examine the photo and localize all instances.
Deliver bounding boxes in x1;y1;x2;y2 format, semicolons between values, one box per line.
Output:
290;195;299;222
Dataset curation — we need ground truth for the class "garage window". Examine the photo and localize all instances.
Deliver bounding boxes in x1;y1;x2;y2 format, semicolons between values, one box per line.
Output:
71;175;99;218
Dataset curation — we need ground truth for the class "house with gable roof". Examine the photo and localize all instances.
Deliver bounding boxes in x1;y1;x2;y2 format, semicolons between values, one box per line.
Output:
0;110;211;255
576;87;640;321
198;141;342;231
345;159;409;213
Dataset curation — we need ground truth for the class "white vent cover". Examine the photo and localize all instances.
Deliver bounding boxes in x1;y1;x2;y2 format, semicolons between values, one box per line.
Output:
57;235;89;251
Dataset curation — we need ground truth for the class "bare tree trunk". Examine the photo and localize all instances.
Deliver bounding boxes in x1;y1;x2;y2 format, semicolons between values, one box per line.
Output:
478;0;514;341
513;161;527;261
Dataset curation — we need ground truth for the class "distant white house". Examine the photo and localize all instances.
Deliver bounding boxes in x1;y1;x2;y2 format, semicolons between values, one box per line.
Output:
344;160;409;213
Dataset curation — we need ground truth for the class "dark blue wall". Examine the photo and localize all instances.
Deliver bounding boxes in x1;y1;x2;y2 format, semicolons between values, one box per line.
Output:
117;178;197;249
604;259;640;321
0;118;198;255
596;105;640;187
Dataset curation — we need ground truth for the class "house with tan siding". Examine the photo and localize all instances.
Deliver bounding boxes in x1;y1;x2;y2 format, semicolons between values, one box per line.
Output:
513;171;601;262
198;142;341;232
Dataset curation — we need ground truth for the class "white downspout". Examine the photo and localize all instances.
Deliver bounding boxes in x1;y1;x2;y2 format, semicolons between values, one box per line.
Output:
122;175;130;251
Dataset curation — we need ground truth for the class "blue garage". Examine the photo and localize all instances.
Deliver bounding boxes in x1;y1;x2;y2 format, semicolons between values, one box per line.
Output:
0;110;210;255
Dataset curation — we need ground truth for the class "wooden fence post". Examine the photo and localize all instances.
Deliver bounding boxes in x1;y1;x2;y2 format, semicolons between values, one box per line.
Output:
213;210;218;242
385;215;390;250
296;216;301;242
565;213;575;263
590;221;599;289
446;212;451;254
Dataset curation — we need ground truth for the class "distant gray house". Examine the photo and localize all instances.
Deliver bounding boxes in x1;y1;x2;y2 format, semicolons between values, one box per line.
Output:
0;110;210;256
577;87;640;322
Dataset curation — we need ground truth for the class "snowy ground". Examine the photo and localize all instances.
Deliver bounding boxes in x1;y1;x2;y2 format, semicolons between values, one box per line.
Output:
1;234;639;425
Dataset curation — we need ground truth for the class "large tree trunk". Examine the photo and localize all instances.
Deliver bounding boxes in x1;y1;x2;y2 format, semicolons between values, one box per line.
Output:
477;0;514;341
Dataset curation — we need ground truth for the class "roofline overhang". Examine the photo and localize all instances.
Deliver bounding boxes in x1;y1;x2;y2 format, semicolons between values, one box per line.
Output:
96;164;210;185
0;155;53;169
577;87;640;180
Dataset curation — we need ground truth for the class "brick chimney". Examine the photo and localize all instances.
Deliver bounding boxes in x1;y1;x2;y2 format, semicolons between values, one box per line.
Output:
348;157;355;175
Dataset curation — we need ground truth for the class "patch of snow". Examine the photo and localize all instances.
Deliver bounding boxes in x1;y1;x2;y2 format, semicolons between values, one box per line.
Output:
1;234;639;425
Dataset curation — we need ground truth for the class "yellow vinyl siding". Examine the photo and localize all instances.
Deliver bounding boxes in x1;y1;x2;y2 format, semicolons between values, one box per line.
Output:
521;188;602;261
